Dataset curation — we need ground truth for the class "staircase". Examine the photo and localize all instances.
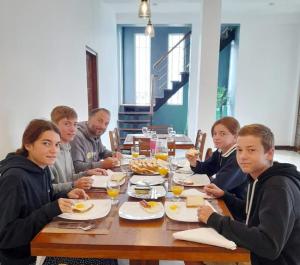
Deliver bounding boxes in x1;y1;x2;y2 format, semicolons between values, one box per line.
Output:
118;31;191;143
118;105;152;142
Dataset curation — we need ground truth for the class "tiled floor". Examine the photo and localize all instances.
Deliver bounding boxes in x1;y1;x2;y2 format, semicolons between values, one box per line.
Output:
274;150;300;170
118;151;300;265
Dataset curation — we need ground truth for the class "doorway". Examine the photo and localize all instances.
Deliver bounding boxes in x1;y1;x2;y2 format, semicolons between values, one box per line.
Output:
86;48;99;113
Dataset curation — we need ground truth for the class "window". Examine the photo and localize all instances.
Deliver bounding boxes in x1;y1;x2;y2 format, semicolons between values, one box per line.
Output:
135;34;151;105
167;33;185;105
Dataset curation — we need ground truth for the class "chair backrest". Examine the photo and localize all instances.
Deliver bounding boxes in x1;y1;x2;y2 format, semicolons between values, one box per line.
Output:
195;130;207;161
167;140;176;156
132;137;175;157
133;137;151;156
114;128;121;146
148;125;169;134
109;129;120;152
204;147;213;161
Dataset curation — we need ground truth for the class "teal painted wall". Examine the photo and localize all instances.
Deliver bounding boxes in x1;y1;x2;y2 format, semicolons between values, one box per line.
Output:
152;83;189;134
218;44;231;88
121;26;191;134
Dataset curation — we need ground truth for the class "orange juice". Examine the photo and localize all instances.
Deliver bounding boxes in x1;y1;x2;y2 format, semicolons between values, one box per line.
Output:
158;167;169;176
107;188;120;199
132;152;139;158
171;185;184;196
155;152;168;161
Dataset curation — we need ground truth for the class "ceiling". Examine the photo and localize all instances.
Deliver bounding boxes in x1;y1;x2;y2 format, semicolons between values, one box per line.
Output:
103;0;300;15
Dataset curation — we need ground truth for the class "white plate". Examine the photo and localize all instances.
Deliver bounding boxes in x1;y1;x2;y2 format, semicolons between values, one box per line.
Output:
59;199;111;220
130;175;165;186
127;185;166;199
173;173;210;187
91;172;126;188
119;201;164;220
165;201;216;222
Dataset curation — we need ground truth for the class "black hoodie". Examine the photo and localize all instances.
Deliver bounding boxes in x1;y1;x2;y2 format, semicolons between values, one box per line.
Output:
208;162;300;265
0;153;66;265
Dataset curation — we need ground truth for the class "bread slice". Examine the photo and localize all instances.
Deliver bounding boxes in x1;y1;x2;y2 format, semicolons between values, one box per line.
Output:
186;196;204;208
135;186;151;195
186;148;199;156
111;172;125;182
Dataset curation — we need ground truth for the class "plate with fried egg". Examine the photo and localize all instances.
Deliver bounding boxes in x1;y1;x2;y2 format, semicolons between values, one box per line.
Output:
59;199;111;220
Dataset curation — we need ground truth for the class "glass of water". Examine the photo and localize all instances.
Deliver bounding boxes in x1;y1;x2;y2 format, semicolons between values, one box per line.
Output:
167;127;173;135
142;126;148;136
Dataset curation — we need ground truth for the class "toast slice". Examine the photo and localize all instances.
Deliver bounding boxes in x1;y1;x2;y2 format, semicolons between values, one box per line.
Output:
186;195;204;208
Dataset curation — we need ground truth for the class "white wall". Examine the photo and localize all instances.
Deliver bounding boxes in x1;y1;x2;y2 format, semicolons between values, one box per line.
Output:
227;14;300;145
0;0;118;158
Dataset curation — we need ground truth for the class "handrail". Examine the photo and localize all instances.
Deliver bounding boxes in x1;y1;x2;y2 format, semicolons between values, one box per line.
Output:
153;31;191;71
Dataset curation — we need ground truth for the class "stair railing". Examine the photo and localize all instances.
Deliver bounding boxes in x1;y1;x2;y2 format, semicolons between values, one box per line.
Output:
150;31;191;112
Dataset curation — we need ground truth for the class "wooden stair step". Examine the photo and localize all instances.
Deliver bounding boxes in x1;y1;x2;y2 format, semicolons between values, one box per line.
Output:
119;128;142;131
118;120;151;123
119;112;152;115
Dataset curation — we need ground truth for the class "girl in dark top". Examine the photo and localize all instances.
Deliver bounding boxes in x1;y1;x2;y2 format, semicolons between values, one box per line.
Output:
0;119;116;265
186;117;247;199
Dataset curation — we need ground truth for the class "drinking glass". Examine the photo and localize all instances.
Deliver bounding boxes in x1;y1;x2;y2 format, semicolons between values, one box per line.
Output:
131;145;139;159
142;126;148;136
120;158;130;177
171;175;184;201
106;180;120;205
154;139;168;161
158;166;169;177
168;156;177;176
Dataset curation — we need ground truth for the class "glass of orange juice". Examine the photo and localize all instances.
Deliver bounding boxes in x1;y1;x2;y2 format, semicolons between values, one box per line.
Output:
154;152;168;161
154;139;168;161
171;176;184;201
158;166;169;177
106;180;120;205
131;145;139;159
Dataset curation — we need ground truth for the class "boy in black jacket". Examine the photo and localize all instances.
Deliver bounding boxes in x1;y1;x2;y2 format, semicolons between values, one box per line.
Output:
198;124;300;265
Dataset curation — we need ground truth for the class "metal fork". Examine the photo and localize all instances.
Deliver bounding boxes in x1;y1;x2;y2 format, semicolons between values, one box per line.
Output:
56;221;96;231
77;223;96;231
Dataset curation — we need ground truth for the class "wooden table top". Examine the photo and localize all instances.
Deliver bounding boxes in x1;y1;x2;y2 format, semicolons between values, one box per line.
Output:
123;134;194;150
31;183;250;262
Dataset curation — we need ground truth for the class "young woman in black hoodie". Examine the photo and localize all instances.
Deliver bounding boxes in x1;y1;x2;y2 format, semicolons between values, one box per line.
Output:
0;120;116;265
198;124;300;265
186;116;248;198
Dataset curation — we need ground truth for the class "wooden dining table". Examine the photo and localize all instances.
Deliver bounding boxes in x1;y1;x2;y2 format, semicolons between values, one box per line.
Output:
31;176;250;264
123;134;195;150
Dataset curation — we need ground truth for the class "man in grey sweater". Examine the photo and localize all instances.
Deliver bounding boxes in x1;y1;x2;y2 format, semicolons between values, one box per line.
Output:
50;106;107;192
70;108;122;173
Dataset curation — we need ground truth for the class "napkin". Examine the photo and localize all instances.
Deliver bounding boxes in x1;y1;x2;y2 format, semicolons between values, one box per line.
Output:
173;227;237;250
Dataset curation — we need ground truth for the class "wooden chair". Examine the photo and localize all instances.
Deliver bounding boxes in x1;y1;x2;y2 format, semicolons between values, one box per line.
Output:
148;125;169;134
133;137;176;157
204;147;213;161
167;140;176;156
109;128;127;153
133;137;151;156
195;130;207;161
109;129;120;152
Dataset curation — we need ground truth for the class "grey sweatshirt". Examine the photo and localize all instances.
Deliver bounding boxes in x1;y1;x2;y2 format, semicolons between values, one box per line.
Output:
70;121;112;173
50;143;86;192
